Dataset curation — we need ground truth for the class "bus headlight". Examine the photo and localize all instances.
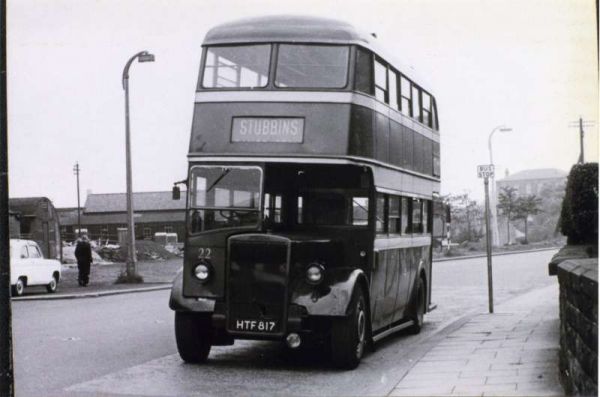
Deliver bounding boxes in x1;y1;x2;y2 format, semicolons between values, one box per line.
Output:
306;263;325;285
194;262;211;281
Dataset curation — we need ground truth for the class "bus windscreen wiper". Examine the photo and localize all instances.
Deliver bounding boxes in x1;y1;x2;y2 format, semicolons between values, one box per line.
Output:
206;168;231;193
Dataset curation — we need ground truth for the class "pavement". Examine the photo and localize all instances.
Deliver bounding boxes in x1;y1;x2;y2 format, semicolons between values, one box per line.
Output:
389;284;562;396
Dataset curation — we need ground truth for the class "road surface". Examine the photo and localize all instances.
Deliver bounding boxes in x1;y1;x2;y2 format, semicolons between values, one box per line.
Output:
12;249;557;396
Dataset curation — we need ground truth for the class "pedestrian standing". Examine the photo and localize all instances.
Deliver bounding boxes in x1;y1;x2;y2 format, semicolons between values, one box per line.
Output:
75;234;93;286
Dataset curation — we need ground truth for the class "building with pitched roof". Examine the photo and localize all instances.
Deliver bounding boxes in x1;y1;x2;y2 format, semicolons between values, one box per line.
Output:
57;191;187;243
496;168;567;197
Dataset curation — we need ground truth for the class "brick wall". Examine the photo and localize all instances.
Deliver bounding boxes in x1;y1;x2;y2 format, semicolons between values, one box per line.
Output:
557;258;598;395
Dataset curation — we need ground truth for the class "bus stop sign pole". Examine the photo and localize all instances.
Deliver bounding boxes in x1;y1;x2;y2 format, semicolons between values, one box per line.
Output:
478;165;494;314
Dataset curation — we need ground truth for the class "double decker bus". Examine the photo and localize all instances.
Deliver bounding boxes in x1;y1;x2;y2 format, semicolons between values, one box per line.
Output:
169;15;442;369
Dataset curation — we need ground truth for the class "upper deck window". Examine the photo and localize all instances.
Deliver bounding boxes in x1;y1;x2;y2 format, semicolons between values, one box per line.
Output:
400;76;412;117
202;45;270;89
374;59;388;102
275;45;349;88
422;91;433;128
354;47;373;94
388;69;398;110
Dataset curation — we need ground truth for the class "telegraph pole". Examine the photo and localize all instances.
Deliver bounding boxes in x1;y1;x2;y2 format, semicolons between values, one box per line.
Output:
579;118;584;163
569;118;595;164
0;0;15;394
73;162;81;238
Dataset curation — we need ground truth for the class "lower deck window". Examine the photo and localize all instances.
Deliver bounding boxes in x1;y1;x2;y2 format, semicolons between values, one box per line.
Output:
388;197;400;233
264;193;283;224
376;194;387;233
352;197;369;226
412;198;423;233
375;194;431;235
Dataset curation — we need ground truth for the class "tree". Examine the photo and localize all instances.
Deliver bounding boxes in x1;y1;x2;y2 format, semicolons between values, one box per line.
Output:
444;193;483;243
528;181;565;241
514;195;543;244
497;186;519;244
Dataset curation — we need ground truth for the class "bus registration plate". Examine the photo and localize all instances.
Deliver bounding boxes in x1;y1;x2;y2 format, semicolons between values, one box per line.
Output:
234;319;278;332
231;117;304;143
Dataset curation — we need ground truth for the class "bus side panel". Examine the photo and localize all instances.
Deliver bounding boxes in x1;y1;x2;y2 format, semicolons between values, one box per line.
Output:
348;105;374;158
349;104;439;178
189;102;351;156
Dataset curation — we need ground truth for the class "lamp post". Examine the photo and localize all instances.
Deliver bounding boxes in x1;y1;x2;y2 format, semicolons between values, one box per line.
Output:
122;51;155;280
488;125;512;246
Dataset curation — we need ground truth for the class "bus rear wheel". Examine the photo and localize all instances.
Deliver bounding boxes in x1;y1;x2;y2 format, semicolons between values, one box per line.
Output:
407;277;425;335
175;312;212;363
330;287;367;369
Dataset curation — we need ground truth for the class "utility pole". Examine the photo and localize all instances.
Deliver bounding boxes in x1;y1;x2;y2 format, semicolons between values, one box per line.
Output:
569;118;595;164
0;0;15;394
73;162;81;238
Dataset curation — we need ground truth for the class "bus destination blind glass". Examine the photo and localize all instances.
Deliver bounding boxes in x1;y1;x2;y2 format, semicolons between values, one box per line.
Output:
231;117;304;143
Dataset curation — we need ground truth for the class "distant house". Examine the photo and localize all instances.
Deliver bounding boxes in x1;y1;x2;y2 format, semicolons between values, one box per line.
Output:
496;168;567;197
495;168;567;245
9;197;62;261
58;191;187;243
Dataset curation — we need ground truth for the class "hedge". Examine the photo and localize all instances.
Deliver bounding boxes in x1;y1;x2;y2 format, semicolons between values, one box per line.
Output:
559;163;598;244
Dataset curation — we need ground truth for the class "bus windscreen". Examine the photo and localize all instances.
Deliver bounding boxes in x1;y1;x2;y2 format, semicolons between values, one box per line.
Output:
202;45;270;89
189;166;262;232
275;45;349;88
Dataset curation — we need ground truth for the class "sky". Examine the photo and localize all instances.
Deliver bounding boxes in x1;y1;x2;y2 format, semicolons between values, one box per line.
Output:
7;0;598;207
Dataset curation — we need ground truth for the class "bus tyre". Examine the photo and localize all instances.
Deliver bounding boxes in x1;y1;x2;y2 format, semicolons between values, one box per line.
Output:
408;277;425;335
331;287;367;370
175;312;212;363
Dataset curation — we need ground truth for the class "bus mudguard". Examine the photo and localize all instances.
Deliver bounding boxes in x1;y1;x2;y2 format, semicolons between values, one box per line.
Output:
169;271;216;312
290;268;368;316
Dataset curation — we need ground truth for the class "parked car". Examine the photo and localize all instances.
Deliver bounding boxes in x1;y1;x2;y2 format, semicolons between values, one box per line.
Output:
10;239;61;296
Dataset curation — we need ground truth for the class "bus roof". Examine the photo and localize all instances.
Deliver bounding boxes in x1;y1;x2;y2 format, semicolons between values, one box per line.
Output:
204;15;371;46
203;15;431;91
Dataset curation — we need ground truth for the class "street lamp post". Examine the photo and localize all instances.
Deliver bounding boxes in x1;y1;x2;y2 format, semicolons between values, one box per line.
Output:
488;125;512;246
122;51;155;280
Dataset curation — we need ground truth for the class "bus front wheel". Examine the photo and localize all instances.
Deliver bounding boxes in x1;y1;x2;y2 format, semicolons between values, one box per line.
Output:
175;312;212;363
330;287;367;369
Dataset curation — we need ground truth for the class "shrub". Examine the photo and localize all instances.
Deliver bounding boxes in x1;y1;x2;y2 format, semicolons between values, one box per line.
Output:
559;163;598;244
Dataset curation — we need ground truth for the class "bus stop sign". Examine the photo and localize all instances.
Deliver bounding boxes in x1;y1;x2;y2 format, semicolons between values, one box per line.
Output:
477;164;495;179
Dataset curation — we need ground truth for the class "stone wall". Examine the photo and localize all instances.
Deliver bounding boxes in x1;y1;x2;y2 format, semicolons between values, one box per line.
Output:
557;258;598;395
